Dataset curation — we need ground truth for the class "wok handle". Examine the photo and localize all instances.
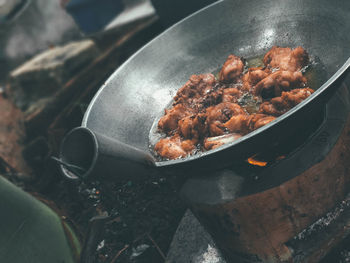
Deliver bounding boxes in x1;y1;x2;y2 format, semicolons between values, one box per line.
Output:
59;127;155;181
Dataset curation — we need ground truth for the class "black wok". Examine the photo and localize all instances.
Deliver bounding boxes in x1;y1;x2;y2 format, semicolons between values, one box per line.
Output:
60;0;350;180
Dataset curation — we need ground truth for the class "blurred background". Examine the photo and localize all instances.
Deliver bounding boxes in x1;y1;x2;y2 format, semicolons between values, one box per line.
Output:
0;0;217;86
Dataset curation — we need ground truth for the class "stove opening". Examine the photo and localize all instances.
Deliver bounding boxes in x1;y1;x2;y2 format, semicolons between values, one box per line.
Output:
245;105;326;169
247;156;267;167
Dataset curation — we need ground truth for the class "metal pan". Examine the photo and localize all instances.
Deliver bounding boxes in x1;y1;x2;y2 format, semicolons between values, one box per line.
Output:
60;0;350;180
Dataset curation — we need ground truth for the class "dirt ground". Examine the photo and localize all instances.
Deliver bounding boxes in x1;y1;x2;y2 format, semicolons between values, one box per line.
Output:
43;170;186;263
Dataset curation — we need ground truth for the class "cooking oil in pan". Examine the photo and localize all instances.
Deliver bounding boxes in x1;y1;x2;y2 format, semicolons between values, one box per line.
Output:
302;56;328;91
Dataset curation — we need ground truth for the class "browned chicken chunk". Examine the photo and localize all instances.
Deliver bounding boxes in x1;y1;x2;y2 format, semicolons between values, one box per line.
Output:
263;46;309;72
174;73;216;108
224;113;276;134
200;84;224;108
246;114;276;131
222;86;243;103
178;114;207;140
254;70;307;98
259;88;314;116
204;133;242;150
219;55;244;83
206;102;246;136
158;104;193;134
154;134;196;160
224;114;249;134
242;67;270;91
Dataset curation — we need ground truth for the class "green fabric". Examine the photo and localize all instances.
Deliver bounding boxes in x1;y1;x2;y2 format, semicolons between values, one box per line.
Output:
0;176;79;263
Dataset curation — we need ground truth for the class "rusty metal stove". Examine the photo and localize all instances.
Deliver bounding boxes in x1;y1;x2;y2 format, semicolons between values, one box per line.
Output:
173;83;350;263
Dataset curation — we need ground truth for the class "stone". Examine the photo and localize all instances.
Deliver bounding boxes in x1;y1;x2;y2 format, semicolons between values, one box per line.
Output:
166;209;226;263
8;39;99;110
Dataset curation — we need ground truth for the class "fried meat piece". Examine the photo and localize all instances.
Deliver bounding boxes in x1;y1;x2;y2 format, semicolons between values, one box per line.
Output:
224;114;249;134
246;114;276;130
254;70;307;98
224;113;276;134
242;67;270;91
200;84;223;108
178;114;207;140
206;102;246;136
154;134;196;160
222;86;243;103
204;133;242;150
174;74;217;107
223;114;277;133
259;88;314;116
263;46;309;71
219;55;244;83
158;104;193;134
